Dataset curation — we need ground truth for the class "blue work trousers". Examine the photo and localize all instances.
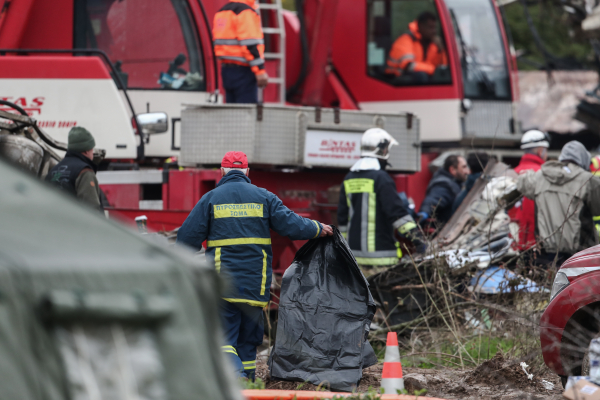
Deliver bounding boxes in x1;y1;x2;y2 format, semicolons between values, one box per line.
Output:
221;65;258;104
220;300;264;380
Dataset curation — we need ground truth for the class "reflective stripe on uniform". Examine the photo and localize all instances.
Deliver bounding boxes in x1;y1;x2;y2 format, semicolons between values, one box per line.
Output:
242;360;257;370
395;242;403;259
398;221;417;234
312;220;321;238
368;193;376;252
240;38;264;46
223;298;269;307
356;256;398;266
207;237;271;247
352;249;398;258
260;250;268;296
214;38;241;45
218;55;250;64
593;216;600;221
215;247;222;273
215;38;264;46
249;58;265;66
222;345;238;356
393;215;415;230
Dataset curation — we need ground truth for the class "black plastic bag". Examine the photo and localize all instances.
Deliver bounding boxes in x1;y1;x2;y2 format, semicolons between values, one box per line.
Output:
268;227;377;392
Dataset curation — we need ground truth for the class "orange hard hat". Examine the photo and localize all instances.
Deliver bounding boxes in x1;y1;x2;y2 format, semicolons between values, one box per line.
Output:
591;155;600;176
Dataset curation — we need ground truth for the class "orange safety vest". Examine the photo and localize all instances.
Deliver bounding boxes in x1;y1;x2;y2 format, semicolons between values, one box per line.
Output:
386;21;447;76
213;0;266;75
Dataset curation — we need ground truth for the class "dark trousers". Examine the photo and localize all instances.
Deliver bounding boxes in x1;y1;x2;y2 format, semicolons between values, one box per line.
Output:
221;65;258;104
219;300;264;380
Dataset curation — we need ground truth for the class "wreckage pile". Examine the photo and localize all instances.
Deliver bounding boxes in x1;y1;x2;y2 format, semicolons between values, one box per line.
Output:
368;160;551;371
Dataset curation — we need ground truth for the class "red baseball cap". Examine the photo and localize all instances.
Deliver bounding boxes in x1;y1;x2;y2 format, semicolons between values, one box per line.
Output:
221;151;248;168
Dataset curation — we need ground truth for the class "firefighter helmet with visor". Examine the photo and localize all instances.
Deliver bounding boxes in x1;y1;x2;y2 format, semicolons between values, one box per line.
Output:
520;129;550;150
360;128;399;160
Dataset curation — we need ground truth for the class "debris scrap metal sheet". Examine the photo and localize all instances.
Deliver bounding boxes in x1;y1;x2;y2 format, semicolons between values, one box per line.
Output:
242;390;447;400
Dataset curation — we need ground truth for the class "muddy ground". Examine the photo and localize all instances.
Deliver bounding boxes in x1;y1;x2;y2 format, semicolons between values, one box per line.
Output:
256;353;564;399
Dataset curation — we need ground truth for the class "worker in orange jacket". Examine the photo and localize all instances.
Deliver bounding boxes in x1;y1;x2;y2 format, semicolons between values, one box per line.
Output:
386;11;447;82
213;0;269;103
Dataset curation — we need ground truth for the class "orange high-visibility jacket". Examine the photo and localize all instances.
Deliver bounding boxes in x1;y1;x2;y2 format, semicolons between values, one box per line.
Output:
386;21;447;76
213;0;266;75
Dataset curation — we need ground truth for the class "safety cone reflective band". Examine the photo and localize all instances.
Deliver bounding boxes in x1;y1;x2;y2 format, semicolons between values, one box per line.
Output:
381;332;404;394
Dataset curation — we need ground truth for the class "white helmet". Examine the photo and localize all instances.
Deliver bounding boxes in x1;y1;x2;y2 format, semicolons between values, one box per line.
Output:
521;129;550;150
360;128;399;160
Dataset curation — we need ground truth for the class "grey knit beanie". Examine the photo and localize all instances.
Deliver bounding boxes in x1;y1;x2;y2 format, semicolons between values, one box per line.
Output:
559;140;591;170
67;127;95;152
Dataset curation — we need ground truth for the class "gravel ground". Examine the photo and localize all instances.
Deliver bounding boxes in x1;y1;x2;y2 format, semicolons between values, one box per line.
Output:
256;352;564;399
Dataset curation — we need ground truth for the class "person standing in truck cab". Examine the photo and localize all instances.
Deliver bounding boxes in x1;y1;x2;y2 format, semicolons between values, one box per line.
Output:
45;127;102;212
338;128;427;270
386;11;447;82
213;0;269;103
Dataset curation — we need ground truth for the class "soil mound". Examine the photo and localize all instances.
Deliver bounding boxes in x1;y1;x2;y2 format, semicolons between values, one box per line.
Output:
468;352;546;392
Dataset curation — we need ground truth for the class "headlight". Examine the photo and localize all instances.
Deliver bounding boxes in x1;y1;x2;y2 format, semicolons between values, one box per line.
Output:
550;271;569;302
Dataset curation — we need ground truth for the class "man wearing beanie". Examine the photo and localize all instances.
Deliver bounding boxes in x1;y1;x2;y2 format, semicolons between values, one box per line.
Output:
515;140;600;267
46;127;102;211
177;151;333;381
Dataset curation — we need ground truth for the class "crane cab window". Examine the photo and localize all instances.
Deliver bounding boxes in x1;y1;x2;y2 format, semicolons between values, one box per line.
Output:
367;0;452;86
74;0;205;91
445;0;511;99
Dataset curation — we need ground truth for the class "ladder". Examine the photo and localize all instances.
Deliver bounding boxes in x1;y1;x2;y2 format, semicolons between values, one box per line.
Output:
258;0;286;104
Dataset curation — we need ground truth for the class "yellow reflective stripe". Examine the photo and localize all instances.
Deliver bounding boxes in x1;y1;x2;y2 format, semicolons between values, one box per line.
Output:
215;247;222;273
368;193;376;253
222;345;238;356
214;203;264;219
223;298;269;308
207;238;271;247
344;178;375;194
593;157;600;170
395;242;403;259
399;221;417;234
242;360;256;370
356;256;398;266
593;216;600;221
260;250;267;296
341;231;347;239
312;220;321;238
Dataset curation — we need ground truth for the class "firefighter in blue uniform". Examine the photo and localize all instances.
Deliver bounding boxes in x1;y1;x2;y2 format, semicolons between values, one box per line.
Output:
338;128;427;268
177;151;333;380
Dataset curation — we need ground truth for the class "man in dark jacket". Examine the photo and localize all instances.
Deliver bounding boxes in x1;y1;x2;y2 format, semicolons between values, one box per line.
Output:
418;154;469;226
177;151;332;380
338;128;426;268
452;152;489;213
46;127;102;211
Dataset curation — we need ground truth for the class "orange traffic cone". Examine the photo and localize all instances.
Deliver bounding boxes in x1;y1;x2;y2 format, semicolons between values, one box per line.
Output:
381;332;404;394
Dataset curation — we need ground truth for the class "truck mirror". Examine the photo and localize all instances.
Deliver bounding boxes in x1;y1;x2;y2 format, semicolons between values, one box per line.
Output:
137;112;168;135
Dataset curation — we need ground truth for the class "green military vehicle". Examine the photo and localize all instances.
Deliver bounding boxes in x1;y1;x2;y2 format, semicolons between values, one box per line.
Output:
0;154;243;400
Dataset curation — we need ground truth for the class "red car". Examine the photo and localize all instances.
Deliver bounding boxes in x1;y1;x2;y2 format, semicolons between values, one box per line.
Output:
541;244;600;386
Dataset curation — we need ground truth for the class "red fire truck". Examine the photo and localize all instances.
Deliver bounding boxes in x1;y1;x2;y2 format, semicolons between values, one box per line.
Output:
0;0;519;277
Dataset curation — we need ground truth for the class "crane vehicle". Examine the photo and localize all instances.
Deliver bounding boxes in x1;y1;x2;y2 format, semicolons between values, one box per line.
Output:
0;0;518;279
